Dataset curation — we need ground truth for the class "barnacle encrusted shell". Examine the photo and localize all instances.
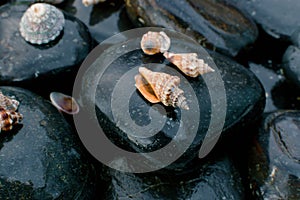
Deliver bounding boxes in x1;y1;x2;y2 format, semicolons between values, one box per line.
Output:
135;67;189;110
163;52;215;77
141;31;171;55
82;0;106;6
50;92;79;115
19;3;65;45
0;91;23;132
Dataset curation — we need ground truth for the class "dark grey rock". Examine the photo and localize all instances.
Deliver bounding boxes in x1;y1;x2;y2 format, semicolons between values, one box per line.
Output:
228;0;300;40
282;45;300;87
102;155;245;200
248;110;300;200
81;30;265;172
125;0;258;56
0;87;97;199
60;0;134;43
0;3;93;85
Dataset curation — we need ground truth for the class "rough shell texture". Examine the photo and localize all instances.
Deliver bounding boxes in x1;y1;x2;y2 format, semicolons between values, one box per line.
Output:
164;52;215;77
141;31;171;55
19;3;65;45
50;92;79;115
82;0;106;6
0;91;23;132
135;67;189;110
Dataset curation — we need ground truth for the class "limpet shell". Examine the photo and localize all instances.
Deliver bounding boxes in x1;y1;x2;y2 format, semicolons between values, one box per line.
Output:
0;91;23;132
50;92;79;115
163;52;215;77
141;31;171;55
135;67;189;110
19;3;65;45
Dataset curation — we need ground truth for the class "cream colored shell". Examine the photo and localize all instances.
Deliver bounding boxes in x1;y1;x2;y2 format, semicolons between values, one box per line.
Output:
135;67;189;110
163;52;215;77
141;31;171;55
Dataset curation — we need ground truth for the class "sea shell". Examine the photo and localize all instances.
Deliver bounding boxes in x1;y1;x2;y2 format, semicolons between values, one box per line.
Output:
141;31;171;55
50;92;79;115
163;52;215;77
135;67;189;110
19;3;65;45
0;92;23;132
82;0;106;6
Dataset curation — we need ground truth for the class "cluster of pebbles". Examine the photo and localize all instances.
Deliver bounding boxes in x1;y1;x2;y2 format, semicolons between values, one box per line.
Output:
0;0;299;199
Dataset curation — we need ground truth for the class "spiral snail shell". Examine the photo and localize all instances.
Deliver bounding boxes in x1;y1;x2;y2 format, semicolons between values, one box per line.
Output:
19;3;65;45
135;67;189;110
163;52;215;77
0;92;23;132
141;31;171;55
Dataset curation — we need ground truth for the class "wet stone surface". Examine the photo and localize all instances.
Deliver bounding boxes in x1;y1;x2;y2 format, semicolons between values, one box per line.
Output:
60;0;134;43
248;110;300;200
0;87;98;199
282;45;300;88
125;0;258;56
0;3;93;85
228;0;300;40
102;155;245;200
85;31;265;172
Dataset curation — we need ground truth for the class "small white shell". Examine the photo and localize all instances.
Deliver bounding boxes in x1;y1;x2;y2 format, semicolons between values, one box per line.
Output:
135;67;189;110
141;31;171;55
163;52;215;77
19;3;65;45
82;0;106;6
50;92;79;115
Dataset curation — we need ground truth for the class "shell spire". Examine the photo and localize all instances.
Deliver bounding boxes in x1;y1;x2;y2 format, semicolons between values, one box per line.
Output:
141;31;171;55
135;67;189;110
163;52;215;77
0;91;23;133
19;3;65;45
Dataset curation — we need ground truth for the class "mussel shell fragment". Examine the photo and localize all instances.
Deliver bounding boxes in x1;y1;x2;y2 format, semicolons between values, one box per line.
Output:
19;3;65;45
50;92;79;115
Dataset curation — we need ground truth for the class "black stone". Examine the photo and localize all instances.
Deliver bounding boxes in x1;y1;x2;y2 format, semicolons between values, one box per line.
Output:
228;0;300;40
282;45;300;88
0;87;98;199
125;0;258;56
102;155;245;199
80;31;265;172
248;111;300;200
60;0;134;43
0;4;93;85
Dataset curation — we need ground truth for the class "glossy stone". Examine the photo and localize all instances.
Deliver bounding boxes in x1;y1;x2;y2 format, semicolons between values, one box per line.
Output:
61;0;134;43
0;4;93;84
248;110;300;199
282;45;300;88
0;87;97;199
228;0;300;40
102;155;245;199
79;30;265;172
125;0;258;56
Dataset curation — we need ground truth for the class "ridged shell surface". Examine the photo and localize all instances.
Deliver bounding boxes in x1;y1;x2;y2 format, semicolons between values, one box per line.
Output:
0;92;23;132
135;67;189;110
19;3;65;45
164;52;215;77
141;31;171;55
